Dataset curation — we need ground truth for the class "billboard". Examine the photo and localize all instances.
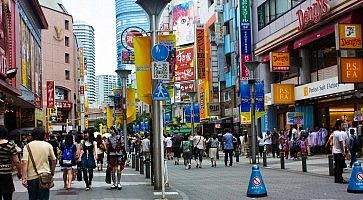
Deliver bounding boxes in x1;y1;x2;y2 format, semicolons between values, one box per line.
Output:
196;26;206;79
172;1;195;46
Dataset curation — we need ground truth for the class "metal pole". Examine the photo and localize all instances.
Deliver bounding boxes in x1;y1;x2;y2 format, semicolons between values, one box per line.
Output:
250;79;256;164
150;13;163;191
302;153;307;172
191;94;194;135
122;77;128;152
328;154;334;176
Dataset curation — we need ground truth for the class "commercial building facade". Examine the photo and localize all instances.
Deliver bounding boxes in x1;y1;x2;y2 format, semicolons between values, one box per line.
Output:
40;0;79;132
252;0;363;132
73;21;96;105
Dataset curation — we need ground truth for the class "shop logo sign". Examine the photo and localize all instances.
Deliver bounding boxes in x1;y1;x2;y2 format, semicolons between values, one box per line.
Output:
336;24;362;49
272;84;295;105
340;58;363;83
296;0;330;31
270;52;290;72
53;26;63;41
303;87;309;96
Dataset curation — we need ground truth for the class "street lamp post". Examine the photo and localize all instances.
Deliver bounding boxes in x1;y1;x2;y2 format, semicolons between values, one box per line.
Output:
244;61;260;164
136;0;170;191
115;69;132;153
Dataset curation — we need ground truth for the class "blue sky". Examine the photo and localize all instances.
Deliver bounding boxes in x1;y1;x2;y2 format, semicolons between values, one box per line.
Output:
62;0;117;76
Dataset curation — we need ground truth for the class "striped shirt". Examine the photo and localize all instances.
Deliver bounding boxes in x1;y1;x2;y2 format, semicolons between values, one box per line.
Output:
0;141;17;174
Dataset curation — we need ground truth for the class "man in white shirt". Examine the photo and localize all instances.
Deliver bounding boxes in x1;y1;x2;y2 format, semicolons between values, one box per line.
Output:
141;134;150;161
332;126;347;183
165;135;173;160
193;132;205;168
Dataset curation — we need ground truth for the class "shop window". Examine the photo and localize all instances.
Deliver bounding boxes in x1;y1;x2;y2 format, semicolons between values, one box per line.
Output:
65;70;70;80
276;0;291;18
65;53;69;63
65;20;69;30
65;36;69;47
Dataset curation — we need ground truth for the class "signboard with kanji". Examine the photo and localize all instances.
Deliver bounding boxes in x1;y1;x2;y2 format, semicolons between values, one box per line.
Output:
152;61;170;80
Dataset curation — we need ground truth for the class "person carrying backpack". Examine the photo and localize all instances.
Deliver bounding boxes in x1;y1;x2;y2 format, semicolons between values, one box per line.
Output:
60;134;77;190
181;134;192;169
349;129;359;168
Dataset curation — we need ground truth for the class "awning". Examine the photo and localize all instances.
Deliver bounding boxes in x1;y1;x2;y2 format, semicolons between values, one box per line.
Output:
293;14;353;49
0;79;21;96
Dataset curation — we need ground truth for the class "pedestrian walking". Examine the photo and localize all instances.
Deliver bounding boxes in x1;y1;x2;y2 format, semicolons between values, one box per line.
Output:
75;134;83;181
258;133;265;158
207;134;219;167
141;134;151;161
271;128;280;158
348;129;359;168
193;131;205;168
0;126;22;200
332;126;348;183
172;134;183;165
106;126;127;190
222;129;234;167
59;134;77;190
22;128;56;200
80;129;97;191
165;134;173;160
96;135;106;171
264;131;272;155
181;134;192;169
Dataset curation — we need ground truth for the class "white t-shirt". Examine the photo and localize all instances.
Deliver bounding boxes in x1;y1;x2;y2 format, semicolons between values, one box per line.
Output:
332;130;344;154
142;138;150;152
193;135;205;149
264;134;271;145
165;137;173;148
291;128;298;141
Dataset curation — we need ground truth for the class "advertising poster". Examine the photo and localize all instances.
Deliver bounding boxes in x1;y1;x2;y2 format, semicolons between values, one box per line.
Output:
20;19;32;89
196;26;206;79
175;46;194;82
134;37;152;105
159;34;176;76
198;80;207;119
240;81;265;124
172;1;195;46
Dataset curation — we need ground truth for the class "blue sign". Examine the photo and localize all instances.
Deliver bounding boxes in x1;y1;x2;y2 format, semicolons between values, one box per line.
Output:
152;81;170;100
185;103;200;123
241;28;252;55
152;44;169;61
240;81;264;112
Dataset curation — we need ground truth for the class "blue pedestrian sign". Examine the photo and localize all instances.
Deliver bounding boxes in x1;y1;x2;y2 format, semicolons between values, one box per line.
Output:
152;81;170;101
151;44;169;61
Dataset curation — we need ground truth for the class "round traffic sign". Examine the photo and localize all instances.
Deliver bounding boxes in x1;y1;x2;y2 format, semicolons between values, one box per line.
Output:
357;173;363;181
253;177;261;186
152;44;169;61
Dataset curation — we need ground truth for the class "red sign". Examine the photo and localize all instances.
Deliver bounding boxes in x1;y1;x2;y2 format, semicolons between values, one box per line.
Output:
175;68;194;82
46;81;55;108
61;101;72;109
240;54;251;80
79;86;84;95
196;28;206;79
126;30;142;48
175;47;194;70
296;0;330;31
180;81;195;92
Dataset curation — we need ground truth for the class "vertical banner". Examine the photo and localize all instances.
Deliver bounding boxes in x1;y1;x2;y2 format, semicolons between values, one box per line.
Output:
106;107;113;128
255;81;265;112
239;0;252;80
196;26;206;79
185;103;200;123
175;47;195;82
134;37;152;105
46;81;55;108
126;88;136;124
159;34;176;76
172;1;195;46
198;80;207;119
240;81;264;124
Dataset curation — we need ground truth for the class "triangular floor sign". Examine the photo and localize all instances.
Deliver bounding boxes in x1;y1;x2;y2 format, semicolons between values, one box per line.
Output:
152;81;170;100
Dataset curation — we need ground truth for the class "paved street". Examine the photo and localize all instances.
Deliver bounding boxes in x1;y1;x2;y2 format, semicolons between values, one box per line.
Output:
13;154;363;200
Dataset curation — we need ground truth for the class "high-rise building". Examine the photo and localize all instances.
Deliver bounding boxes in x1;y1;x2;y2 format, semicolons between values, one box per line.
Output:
95;75;117;106
115;0;149;70
73;22;96;104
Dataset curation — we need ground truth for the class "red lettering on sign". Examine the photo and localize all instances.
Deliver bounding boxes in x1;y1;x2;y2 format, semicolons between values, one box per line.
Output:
296;0;330;31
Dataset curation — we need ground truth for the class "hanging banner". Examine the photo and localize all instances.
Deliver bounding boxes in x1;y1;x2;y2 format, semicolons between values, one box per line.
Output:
185;103;200;123
240;81;265;124
106;107;113;128
126;88;136;124
198;80;207;119
196;26;206;79
46;81;55;108
336;24;362;49
272;84;295;105
339;57;363;83
270;52;290;72
159;34;176;76
240;0;252;80
134;36;152;105
172;1;195;46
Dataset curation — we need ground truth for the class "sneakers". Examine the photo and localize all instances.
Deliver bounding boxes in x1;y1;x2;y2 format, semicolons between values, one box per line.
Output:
85;187;90;191
111;184;117;189
117;184;122;190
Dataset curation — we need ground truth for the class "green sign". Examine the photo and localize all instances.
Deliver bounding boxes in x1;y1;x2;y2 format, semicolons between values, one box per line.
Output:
240;0;250;24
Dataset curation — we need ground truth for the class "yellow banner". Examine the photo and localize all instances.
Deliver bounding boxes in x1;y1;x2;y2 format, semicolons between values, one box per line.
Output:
106;107;113;128
134;37;152;105
198;80;207;119
127;88;136;124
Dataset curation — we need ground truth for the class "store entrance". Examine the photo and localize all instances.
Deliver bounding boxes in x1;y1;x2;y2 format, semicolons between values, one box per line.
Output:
328;105;354;130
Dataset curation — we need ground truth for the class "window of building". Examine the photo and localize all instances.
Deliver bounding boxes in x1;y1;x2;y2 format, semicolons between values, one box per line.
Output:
65;20;69;30
65;53;69;63
310;35;337;72
65;70;70;80
65;36;69;47
257;0;304;30
208;0;214;7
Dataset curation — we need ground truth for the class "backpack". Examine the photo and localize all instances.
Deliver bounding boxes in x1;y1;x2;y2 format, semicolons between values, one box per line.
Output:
61;144;75;165
182;141;191;153
292;140;300;151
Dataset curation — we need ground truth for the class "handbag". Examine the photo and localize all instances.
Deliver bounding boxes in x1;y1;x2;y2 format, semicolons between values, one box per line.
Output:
105;165;111;184
26;145;54;189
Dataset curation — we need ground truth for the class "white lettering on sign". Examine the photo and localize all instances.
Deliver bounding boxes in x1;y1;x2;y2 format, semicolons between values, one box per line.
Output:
296;0;330;31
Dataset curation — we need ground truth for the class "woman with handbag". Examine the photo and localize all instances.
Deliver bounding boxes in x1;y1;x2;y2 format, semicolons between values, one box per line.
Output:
0;126;22;200
59;134;78;190
106;126;127;190
80;129;97;191
21;128;56;200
